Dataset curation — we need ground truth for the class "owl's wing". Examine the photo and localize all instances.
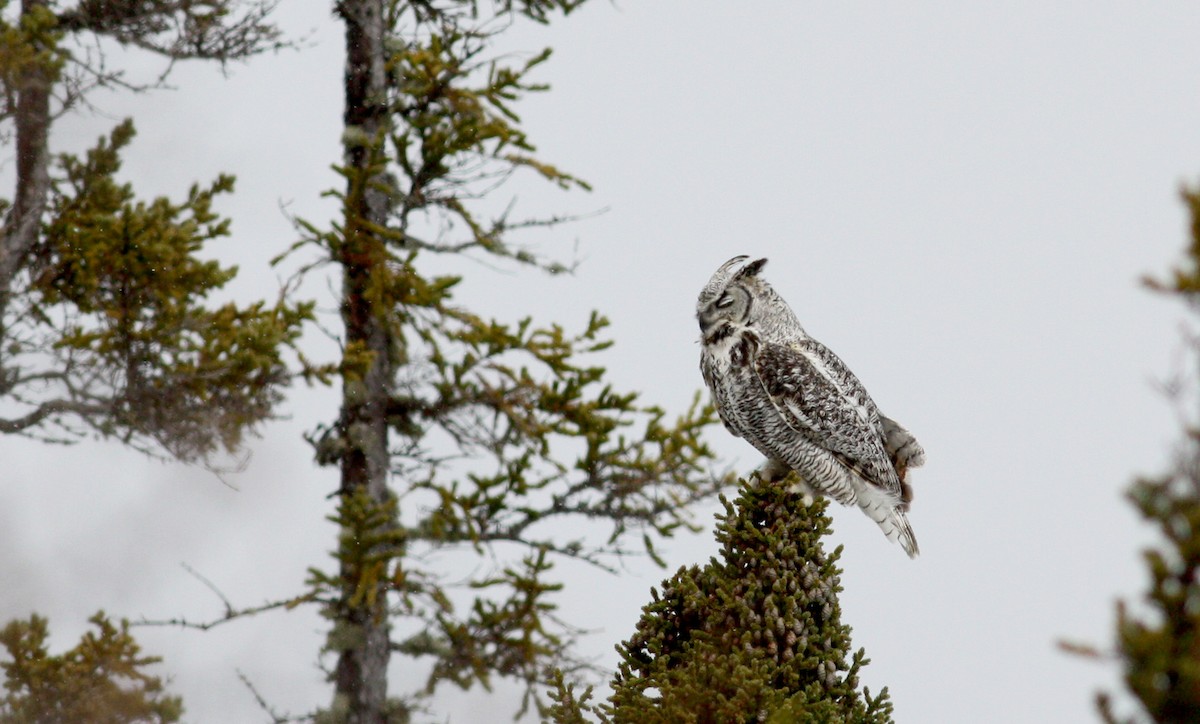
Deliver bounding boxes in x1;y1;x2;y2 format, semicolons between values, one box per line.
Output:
794;342;925;473
752;339;899;493
700;353;741;438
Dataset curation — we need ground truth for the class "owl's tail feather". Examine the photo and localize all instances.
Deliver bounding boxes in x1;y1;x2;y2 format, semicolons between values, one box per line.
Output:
880;416;924;511
866;501;920;559
881;415;925;471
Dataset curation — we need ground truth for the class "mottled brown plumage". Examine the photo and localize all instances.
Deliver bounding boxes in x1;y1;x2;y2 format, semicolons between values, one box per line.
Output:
697;255;925;557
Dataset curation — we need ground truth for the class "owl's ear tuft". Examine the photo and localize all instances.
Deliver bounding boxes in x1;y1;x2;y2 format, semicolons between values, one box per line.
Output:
737;257;768;278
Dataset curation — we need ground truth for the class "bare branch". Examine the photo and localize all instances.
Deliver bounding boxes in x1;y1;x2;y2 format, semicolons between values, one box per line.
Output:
135;592;319;632
133;563;319;632
236;669;308;724
180;562;236;618
57;0;288;63
0;398;109;434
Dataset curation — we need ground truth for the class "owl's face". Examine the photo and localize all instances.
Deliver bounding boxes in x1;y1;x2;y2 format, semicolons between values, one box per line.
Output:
696;256;768;340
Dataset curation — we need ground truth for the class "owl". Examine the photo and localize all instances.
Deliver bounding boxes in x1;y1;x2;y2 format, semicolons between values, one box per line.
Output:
697;255;925;557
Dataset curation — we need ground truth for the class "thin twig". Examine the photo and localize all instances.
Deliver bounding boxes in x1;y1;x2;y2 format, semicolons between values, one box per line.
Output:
236;668;308;724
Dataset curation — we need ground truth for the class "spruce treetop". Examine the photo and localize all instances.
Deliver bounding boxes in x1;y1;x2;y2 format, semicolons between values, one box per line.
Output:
552;477;895;723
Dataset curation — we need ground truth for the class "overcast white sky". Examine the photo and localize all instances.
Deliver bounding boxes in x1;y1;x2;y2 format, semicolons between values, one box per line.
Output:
4;2;1200;721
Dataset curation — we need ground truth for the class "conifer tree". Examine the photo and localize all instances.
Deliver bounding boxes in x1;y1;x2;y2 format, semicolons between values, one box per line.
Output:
0;1;306;459
0;2;301;713
598;478;893;723
1;2;730;720
0;612;182;723
1095;184;1200;724
289;1;726;718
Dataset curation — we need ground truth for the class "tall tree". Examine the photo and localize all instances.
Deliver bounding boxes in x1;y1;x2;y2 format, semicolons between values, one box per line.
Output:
292;1;725;719
326;0;395;714
1092;184;1200;724
0;2;728;720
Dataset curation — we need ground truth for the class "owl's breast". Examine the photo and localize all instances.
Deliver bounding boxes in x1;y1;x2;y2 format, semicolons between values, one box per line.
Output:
701;331;775;443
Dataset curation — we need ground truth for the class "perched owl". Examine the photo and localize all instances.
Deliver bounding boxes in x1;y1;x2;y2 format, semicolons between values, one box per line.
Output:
697;255;925;557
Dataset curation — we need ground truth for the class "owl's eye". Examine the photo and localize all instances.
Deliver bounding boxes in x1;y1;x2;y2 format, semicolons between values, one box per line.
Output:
715;294;734;309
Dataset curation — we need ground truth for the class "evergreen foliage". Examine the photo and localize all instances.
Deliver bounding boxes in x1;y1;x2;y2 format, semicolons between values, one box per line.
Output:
289;2;731;716
0;1;309;460
0;612;182;723
596;478;892;723
0;0;304;716
2;1;732;720
29;120;311;459
1097;183;1200;723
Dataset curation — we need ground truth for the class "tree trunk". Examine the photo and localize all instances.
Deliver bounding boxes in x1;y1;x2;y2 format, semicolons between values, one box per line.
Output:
0;0;53;301
333;0;394;720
